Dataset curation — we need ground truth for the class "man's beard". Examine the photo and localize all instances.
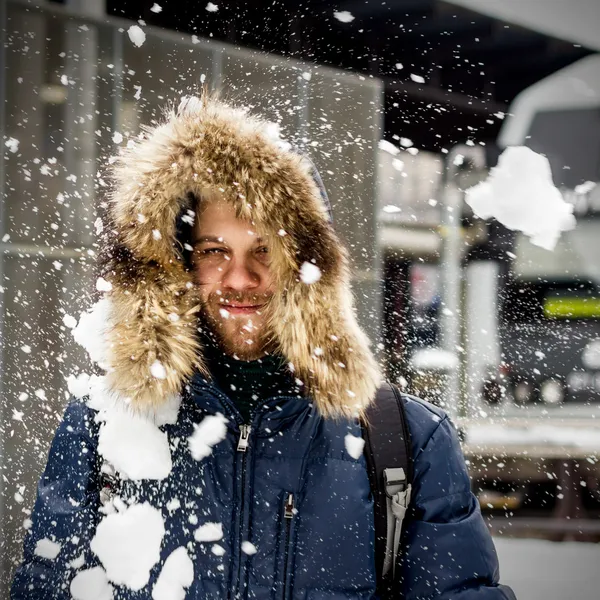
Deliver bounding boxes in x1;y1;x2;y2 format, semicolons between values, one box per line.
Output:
198;291;275;361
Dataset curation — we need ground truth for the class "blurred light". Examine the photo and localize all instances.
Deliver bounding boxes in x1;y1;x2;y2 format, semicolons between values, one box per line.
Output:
513;380;532;405
540;378;564;405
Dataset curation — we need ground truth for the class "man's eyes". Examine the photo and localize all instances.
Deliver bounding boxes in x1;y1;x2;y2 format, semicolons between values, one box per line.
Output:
197;246;269;256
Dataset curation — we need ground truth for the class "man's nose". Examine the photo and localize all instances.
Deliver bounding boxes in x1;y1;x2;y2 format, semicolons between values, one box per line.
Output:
220;257;261;291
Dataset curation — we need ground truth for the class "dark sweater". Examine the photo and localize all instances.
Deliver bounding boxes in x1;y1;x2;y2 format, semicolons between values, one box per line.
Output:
202;334;302;422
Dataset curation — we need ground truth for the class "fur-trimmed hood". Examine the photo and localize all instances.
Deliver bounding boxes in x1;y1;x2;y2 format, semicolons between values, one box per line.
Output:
99;94;381;418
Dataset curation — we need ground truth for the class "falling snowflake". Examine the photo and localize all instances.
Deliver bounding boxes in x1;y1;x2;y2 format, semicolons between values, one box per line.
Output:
34;538;62;560
410;73;425;84
70;567;113;600
333;10;354;23
152;547;193;600
150;360;167;380
300;262;322;284
91;502;165;591
378;139;399;156
345;434;365;459
392;158;404;172
127;25;146;47
194;522;223;542
188;414;228;461
242;541;257;555
4;137;19;153
96;277;113;292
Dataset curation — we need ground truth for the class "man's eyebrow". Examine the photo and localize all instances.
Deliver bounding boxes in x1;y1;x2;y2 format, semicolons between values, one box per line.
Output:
193;235;227;244
192;235;265;244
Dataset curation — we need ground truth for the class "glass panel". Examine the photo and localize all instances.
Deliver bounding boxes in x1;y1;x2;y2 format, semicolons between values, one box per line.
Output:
2;8;114;248
306;68;383;275
1;6;112;590
221;49;303;141
120;31;216;134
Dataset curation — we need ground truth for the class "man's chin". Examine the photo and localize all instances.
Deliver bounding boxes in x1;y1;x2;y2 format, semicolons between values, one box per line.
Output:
209;324;269;360
218;337;268;360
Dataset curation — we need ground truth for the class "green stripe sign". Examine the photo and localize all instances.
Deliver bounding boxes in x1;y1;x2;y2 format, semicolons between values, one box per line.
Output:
544;297;600;319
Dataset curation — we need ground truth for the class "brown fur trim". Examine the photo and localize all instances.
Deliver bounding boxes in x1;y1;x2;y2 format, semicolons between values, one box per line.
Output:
102;93;381;418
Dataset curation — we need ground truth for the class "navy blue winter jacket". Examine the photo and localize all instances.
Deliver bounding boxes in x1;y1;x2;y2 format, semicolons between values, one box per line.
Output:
11;373;515;600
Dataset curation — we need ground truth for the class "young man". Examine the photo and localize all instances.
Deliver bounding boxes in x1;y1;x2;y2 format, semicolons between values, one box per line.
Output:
11;96;515;599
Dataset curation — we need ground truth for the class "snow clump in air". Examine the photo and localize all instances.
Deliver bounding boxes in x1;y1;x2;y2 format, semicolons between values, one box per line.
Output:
67;372;92;399
194;522;223;542
465;146;576;251
70;567;114;600
91;502;165;591
378;139;399;155
151;547;194;600
127;25;146;47
97;401;173;480
34;538;61;560
150;360;167;380
242;541;258;555
5;137;20;153
188;413;228;461
334;10;354;22
205;2;219;11
72;299;113;369
150;3;162;13
62;313;77;329
344;434;365;459
96;277;113;292
574;181;597;195
300;262;322;284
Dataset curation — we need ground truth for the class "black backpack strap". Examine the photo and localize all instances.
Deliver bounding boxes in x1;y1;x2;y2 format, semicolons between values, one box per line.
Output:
362;382;413;598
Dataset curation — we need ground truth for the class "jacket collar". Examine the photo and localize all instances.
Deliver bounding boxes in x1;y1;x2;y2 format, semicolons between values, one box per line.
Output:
186;371;314;432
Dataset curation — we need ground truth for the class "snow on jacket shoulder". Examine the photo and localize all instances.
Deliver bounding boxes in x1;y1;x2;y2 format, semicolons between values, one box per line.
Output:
11;388;516;600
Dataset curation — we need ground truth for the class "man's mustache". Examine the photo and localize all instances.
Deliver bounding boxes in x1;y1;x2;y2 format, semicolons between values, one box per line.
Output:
206;292;274;306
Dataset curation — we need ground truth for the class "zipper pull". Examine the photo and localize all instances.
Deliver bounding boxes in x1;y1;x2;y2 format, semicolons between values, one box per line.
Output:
284;493;295;519
237;424;251;452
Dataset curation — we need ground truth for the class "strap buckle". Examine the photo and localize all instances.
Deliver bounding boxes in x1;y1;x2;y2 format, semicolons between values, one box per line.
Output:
383;467;407;497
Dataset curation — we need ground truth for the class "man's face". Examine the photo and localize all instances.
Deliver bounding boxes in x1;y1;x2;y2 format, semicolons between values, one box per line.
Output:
192;196;275;360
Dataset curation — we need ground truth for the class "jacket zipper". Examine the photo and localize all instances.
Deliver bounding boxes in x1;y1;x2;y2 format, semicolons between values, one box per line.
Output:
237;425;251;452
188;381;300;600
281;492;295;600
233;423;251;600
